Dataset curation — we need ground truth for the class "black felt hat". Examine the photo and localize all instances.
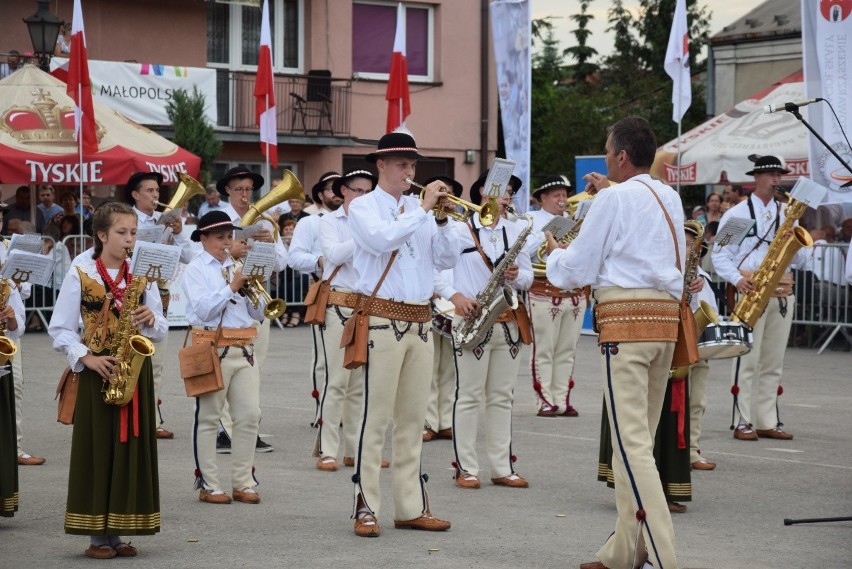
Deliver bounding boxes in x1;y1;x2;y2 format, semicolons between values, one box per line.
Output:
311;171;342;203
532;175;572;201
216;167;265;197
191;210;241;242
745;155;790;176
125;171;164;204
365;132;425;163
332;169;377;199
469;170;523;205
424;175;463;198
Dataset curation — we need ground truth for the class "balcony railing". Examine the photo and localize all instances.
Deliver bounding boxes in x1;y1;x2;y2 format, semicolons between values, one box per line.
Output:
215;70;351;137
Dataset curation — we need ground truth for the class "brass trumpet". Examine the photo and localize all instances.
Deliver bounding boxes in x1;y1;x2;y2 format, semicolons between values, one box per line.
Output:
405;178;499;225
224;248;287;320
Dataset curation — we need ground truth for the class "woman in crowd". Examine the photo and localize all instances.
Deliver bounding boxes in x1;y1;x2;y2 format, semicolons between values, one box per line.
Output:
704;192;724;224
277;217;309;327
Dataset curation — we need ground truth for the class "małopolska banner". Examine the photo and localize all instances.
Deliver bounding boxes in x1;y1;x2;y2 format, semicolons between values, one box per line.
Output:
490;0;531;212
51;57;217;125
802;1;852;202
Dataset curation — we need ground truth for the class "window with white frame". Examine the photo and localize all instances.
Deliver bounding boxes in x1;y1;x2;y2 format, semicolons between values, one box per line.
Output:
207;0;303;72
352;1;433;82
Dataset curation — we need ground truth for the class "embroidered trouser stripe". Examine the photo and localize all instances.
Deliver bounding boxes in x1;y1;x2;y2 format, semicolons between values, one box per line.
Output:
529;294;586;410
311;323;328;425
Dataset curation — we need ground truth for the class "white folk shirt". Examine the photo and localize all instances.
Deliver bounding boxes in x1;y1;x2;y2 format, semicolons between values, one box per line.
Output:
690;266;719;314
0;240;31;300
525;208;567;255
319;207;358;290
48;251;168;372
446;215;533;299
546;174;686;300
348;186;460;301
433;267;455;301
223;204;289;273
711;194;809;287
181;251;267;328
133;206;194;264
288;212;326;276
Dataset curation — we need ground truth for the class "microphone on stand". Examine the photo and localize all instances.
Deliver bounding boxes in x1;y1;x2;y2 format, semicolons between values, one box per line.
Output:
764;98;824;114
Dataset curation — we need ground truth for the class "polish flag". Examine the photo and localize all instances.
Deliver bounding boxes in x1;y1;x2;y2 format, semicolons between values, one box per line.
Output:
385;3;411;133
664;0;691;123
66;0;98;154
254;0;278;167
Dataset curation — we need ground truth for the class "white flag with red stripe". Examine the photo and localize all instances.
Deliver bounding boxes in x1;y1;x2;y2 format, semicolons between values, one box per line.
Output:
254;0;278;167
67;0;98;154
664;0;691;123
385;3;411;133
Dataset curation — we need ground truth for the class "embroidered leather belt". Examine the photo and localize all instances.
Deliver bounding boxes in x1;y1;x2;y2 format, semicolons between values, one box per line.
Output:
595;299;679;343
772;273;794;298
328;290;359;309
358;296;431;323
529;277;582;298
455;307;514;323
192;326;257;348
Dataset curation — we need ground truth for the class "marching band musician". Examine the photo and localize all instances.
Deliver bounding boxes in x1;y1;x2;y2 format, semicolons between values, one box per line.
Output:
126;171;196;440
424;175;465;444
288;171;342;426
313;168;380;471
49;202;167;559
216;167;288;453
183;211;267;505
0;260;26;519
446;177;533;490
527;175;587;417
347;132;458;538
547;117;684;569
712;155;808;442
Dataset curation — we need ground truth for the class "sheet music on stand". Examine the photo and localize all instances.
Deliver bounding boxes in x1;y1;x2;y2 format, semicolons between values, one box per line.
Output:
136;225;167;244
541;217;576;241
234;223;266;242
574;200;593;221
481;158;516;197
242;242;276;281
789;176;829;208
714;218;755;248
0;249;56;286
130;242;182;281
8;233;44;254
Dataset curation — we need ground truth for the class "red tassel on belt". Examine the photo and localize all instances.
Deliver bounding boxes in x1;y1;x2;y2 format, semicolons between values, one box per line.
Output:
118;388;140;443
670;379;686;449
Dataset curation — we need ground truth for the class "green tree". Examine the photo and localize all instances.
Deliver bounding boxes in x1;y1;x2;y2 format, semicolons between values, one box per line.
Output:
604;0;639;75
166;87;222;185
563;0;598;82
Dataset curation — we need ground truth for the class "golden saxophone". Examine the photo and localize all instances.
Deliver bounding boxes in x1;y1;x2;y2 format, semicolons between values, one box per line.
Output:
0;279;18;366
730;197;812;328
671;221;718;379
103;249;156;406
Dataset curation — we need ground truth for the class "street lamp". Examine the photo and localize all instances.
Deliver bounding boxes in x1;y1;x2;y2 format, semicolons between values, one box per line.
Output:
23;0;64;72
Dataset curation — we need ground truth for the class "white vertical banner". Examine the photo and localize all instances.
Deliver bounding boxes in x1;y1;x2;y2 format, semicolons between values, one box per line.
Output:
802;1;852;202
490;0;531;213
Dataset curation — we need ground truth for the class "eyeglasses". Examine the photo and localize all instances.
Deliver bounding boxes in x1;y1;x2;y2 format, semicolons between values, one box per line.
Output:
227;186;254;193
343;185;372;195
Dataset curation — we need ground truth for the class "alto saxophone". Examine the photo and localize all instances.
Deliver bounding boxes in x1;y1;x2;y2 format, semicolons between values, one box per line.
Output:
730;197;812;328
454;213;534;349
0;279;18;366
103;249;156;406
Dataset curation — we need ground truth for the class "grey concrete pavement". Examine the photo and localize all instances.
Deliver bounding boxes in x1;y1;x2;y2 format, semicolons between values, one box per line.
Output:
2;327;851;568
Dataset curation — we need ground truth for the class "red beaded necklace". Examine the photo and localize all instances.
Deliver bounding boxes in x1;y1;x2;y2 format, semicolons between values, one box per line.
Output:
95;256;133;309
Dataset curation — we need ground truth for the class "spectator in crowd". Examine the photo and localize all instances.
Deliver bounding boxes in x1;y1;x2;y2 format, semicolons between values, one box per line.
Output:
76;189;94;220
4;186;33;233
721;184;745;211
59;191;82;220
0;50;23;79
278;198;308;223
840;218;852;243
35;185;64;233
277;217;309;327
54;23;72;56
691;205;707;225
704;192;724;224
197;184;229;218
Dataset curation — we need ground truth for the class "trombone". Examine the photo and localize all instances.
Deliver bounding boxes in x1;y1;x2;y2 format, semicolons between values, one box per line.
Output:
405;178;499;226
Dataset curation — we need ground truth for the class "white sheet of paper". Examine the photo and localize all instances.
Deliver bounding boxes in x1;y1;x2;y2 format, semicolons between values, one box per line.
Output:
542;217;575;240
242;242;277;281
715;217;755;247
8;233;44;254
1;250;55;287
574;200;593;221
234;223;266;242
482;158;516;197
136;225;167;244
790;176;829;208
157;209;182;225
130;242;182;281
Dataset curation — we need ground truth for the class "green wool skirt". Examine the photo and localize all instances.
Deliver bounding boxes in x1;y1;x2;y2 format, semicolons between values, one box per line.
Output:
597;376;693;503
0;369;19;518
65;357;160;535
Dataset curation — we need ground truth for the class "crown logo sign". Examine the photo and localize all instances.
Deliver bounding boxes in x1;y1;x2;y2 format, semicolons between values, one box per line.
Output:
0;88;104;146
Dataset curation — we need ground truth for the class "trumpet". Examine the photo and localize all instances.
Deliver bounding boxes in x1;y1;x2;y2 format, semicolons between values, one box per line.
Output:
224;248;287;320
405;178;499;225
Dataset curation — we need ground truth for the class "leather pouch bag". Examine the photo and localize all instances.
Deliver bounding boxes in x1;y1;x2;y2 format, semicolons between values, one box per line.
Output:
55;366;79;425
513;300;533;345
341;309;370;370
671;297;699;367
305;267;342;326
180;320;224;397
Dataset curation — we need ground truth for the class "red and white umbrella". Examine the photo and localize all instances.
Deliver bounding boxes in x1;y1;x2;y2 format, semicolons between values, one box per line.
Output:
0;65;200;185
651;70;809;185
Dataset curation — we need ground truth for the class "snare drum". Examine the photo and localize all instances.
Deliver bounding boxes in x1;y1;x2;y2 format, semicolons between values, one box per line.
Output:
697;321;752;360
431;298;455;338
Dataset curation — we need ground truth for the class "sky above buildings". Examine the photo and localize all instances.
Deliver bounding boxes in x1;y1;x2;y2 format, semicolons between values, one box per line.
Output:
531;0;771;59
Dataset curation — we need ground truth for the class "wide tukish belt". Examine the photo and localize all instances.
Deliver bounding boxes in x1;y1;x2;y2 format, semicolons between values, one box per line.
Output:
192;326;257;348
594;299;679;343
529;277;583;299
355;295;431;323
